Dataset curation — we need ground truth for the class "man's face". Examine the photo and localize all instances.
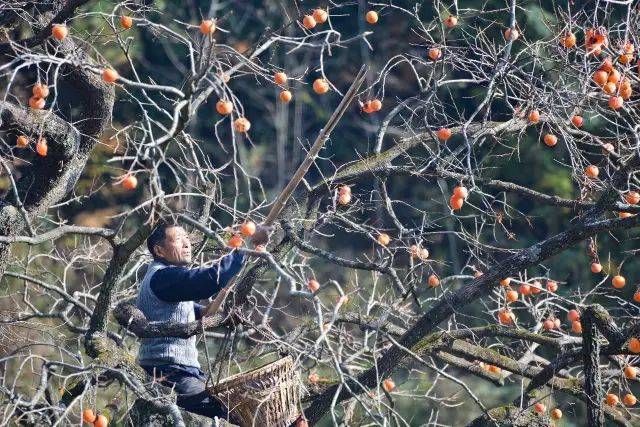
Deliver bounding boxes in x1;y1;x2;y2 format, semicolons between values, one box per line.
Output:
154;226;192;265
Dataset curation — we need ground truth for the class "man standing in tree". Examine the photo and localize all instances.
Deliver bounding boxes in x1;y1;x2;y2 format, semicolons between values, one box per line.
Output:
136;222;270;420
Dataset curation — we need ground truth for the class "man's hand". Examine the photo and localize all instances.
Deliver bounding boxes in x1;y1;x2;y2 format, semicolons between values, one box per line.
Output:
203;225;272;318
202;285;232;318
249;224;274;247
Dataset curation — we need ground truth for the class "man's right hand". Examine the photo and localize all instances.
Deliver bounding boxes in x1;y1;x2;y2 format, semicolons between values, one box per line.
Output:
249;224;274;247
202;285;233;318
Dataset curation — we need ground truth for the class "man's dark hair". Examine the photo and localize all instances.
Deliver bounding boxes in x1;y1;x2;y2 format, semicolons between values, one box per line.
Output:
147;222;179;259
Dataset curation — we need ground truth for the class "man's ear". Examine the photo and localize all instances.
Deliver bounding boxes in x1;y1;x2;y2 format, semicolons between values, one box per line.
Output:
153;244;164;258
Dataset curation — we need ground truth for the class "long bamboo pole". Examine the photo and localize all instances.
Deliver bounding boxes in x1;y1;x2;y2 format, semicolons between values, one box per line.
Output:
203;65;368;318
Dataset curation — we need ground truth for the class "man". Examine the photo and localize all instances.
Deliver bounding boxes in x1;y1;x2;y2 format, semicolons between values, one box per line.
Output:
136;222;270;421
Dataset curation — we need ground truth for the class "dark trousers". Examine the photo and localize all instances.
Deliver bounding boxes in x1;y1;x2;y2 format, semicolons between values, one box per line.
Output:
143;365;229;421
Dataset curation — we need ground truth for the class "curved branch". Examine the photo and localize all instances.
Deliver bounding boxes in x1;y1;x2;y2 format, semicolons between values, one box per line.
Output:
311;118;529;193
283;222;406;294
0;225;115;244
86;223;151;338
113;302;225;339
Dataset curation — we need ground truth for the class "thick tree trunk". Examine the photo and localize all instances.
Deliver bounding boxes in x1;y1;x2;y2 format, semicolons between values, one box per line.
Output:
0;36;114;277
127;398;216;427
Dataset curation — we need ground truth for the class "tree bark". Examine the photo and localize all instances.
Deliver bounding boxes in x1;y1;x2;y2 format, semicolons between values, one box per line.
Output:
467;405;551;427
582;308;604;427
0;35;114;277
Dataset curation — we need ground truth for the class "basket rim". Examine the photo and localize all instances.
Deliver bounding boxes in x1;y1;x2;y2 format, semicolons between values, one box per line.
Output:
209;355;295;394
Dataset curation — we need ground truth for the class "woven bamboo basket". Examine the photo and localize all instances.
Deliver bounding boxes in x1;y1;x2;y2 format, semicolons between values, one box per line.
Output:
208;356;300;427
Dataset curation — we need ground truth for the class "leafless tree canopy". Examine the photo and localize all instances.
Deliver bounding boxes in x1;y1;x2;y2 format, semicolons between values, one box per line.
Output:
0;0;639;426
